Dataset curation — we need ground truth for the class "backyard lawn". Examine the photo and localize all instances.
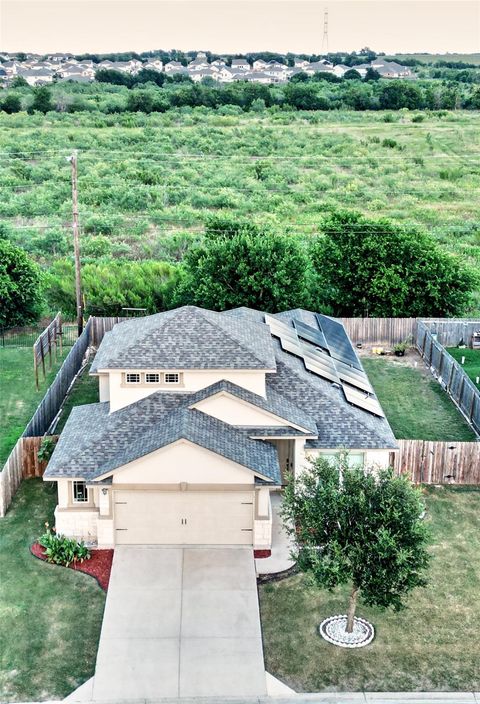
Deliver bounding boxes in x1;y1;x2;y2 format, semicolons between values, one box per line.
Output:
362;354;476;441
259;487;480;692
0;348;68;466
0;479;105;701
446;348;480;386
54;361;99;434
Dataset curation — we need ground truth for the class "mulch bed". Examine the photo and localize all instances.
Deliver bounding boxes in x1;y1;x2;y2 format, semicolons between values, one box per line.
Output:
31;542;114;591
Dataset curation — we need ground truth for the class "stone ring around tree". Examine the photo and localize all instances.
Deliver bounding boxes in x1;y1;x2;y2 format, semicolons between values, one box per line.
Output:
319;614;375;648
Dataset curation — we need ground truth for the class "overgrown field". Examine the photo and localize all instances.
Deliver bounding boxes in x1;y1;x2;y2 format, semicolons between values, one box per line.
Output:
1;109;479;310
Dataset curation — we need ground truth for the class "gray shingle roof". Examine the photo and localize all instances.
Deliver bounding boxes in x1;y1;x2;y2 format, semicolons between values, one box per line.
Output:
188;379;317;434
45;388;281;484
90;306;276;372
222;308;398;450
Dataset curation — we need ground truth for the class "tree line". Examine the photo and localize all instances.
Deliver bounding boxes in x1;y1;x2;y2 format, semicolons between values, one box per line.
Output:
2;77;480;115
1;209;476;328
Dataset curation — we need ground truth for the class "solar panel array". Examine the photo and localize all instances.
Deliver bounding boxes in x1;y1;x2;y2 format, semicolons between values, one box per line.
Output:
264;314;384;418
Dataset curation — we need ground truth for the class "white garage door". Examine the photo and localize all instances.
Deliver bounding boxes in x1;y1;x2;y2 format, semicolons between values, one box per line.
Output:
114;490;254;545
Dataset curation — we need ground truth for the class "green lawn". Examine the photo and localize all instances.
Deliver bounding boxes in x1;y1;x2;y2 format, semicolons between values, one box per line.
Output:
0;479;105;701
0;347;68;466
54;362;99;434
446;348;480;387
259;487;480;692
362;355;476;441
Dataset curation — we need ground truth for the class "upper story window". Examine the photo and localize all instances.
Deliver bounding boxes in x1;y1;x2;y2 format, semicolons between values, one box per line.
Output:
126;373;140;384
145;373;160;383
165;373;180;384
73;481;88;503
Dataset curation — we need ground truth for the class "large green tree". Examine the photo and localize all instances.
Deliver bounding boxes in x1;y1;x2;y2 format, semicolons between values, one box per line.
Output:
174;218;312;312
30;86;54;114
311;210;476;317
0;240;44;327
281;457;430;632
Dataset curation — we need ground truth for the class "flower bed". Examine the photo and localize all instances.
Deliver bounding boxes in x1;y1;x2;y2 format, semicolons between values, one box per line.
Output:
31;542;113;591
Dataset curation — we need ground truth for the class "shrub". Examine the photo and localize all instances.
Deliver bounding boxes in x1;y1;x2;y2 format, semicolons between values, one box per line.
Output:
38;523;90;567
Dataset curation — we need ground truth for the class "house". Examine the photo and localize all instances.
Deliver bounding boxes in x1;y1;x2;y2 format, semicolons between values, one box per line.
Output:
253;59;268;71
44;306;397;550
231;58;250;72
370;59;415;78
16;68;55;85
164;60;186;74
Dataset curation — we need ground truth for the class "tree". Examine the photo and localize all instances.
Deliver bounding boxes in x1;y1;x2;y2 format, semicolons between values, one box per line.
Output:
0;240;44;327
343;69;362;80
1;94;22;113
379;81;423;109
173;218;312;312
364;67;381;81
281;456;430;633
30;86;54;114
310;209;476;317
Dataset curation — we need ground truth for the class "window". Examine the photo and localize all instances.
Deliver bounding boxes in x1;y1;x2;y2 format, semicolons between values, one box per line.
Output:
145;373;160;384
126;373;140;384
164;373;180;384
73;481;88;503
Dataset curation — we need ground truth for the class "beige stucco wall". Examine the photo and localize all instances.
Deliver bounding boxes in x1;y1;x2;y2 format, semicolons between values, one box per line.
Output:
98;374;110;402
106;369;267;412
192;393;289;428
303;447;393;472
109;439;257;485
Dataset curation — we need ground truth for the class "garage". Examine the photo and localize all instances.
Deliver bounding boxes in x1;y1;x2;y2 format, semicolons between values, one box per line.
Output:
114;490;255;545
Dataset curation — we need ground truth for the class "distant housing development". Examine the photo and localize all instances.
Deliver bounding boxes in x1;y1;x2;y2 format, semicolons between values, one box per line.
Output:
0;51;416;87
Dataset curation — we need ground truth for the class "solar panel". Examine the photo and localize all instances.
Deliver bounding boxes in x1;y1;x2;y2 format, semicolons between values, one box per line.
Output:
316;314;363;371
280;338;303;356
334;358;373;394
342;384;385;417
293;319;329;352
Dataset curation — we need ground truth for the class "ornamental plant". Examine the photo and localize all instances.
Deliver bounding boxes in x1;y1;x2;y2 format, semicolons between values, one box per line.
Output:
38;523;90;567
281;456;430;633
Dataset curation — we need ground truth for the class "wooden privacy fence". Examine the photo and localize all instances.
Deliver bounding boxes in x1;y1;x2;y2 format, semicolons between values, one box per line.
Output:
415;321;480;437
392;439;480;485
89;316;129;346
33;312;62;389
421;318;480;348
24;318;92;437
0;436;57;517
340;318;417;346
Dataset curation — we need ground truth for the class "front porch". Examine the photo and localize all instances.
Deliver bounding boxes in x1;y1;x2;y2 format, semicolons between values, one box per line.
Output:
255;491;295;575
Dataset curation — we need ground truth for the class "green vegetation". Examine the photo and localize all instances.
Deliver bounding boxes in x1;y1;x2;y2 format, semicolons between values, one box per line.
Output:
310;210;475;317
0;347;68;465
0;239;44;327
260;487;480;691
0;110;479;315
281;458;430;632
447;347;480;386
55;361;99;434
0;479;105;701
362;356;477;440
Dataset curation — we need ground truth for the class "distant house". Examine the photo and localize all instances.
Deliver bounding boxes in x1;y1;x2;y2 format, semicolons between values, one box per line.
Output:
164;61;187;74
16;68;55;85
231;58;250;72
371;60;415;78
252;59;268;71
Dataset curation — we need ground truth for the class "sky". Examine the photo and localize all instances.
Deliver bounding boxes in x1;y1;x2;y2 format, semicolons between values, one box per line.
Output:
0;0;479;56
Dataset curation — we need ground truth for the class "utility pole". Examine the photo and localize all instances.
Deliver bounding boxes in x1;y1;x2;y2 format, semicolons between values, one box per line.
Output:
322;7;329;55
68;150;84;336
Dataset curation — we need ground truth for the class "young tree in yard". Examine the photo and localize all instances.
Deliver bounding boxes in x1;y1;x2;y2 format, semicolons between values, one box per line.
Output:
173;218;313;312
310;209;476;317
0;240;44;327
281;457;430;634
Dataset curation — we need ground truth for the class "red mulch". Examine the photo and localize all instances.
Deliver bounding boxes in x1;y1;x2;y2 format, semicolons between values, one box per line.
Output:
254;549;272;558
31;542;114;591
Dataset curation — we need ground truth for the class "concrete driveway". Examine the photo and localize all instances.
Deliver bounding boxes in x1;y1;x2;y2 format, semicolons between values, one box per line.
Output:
92;546;267;699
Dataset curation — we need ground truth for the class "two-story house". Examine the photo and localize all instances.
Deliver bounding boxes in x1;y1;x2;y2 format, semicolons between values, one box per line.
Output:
44;306;397;550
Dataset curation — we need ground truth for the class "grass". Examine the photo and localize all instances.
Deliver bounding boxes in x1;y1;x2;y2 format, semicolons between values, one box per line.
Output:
446;348;480;387
54;362;99;434
0;110;479;312
0;479;105;701
362;355;476;441
0;347;68;466
259;487;480;692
